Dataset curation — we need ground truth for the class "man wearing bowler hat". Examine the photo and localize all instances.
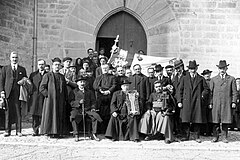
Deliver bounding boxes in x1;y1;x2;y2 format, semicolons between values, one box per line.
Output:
209;60;237;143
177;60;209;143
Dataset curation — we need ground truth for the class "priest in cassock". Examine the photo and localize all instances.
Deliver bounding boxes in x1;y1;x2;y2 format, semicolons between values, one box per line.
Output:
39;57;69;137
139;80;175;143
93;64;116;133
105;79;140;142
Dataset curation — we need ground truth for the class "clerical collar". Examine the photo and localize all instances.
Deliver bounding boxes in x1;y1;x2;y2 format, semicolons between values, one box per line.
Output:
79;87;84;92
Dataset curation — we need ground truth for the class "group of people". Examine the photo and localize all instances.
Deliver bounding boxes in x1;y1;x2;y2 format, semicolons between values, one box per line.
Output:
0;48;240;144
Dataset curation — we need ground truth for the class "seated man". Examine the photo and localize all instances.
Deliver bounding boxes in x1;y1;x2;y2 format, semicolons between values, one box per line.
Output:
105;79;140;142
139;80;175;144
69;76;102;142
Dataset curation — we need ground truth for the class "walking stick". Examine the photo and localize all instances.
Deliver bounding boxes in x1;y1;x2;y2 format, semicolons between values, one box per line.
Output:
82;102;86;140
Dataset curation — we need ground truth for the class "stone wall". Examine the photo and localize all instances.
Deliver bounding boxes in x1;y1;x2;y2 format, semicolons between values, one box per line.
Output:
0;0;33;73
0;0;240;77
170;0;240;76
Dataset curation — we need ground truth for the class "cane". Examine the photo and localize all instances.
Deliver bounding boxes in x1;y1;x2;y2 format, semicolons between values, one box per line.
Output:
82;102;86;140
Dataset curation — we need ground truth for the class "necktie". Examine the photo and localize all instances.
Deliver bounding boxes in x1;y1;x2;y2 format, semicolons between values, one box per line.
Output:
13;66;16;78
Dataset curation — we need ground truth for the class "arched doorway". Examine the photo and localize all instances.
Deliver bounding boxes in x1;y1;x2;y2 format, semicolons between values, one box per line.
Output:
96;11;147;63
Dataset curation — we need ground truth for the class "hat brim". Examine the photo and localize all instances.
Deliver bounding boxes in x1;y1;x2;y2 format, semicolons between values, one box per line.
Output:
201;71;212;75
174;63;184;69
216;64;229;68
187;64;199;69
76;78;86;82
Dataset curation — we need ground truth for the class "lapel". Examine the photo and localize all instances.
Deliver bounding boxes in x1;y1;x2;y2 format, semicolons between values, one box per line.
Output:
186;73;193;90
137;74;144;85
7;65;13;78
217;74;228;86
192;74;202;92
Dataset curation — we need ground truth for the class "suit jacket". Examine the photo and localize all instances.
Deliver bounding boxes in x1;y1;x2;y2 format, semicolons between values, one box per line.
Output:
93;73;116;94
209;74;237;123
172;70;187;98
29;70;45;116
0;64;27;98
177;72;209;123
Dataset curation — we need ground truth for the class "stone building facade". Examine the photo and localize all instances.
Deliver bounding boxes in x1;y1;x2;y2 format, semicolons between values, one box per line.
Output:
0;0;240;77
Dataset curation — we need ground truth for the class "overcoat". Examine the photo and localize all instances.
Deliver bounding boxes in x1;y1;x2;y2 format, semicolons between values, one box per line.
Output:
39;72;69;135
29;70;45;116
209;74;237;123
177;72;209;123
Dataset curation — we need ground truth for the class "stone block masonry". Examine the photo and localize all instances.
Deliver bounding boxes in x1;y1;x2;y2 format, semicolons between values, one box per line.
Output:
0;0;240;77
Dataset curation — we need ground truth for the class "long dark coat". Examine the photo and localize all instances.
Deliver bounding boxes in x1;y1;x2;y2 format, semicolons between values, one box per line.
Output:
29;70;45;116
39;72;69;135
128;73;150;113
105;90;139;141
177;72;209;123
0;64;27;124
209;74;237;123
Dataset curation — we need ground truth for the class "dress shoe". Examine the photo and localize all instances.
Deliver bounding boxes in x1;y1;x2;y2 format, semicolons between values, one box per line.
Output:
91;133;100;141
180;137;189;141
74;135;79;142
3;132;10;137
164;139;171;144
222;138;228;143
211;137;219;143
195;139;202;143
17;132;23;137
32;132;39;136
144;136;150;141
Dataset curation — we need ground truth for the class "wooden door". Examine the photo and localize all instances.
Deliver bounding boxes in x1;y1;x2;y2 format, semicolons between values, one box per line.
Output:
96;11;147;63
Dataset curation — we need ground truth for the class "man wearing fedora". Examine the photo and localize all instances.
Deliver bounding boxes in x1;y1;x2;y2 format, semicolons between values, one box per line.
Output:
201;69;213;136
69;76;102;142
209;60;237;143
105;79;140;142
177;60;209;143
172;59;186;136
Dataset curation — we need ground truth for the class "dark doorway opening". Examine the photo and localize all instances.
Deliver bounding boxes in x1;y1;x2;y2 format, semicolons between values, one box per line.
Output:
96;37;115;59
95;11;147;64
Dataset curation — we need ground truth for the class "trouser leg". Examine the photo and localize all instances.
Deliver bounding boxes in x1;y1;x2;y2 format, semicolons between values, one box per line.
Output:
71;120;79;135
15;101;21;133
213;123;220;138
181;122;190;139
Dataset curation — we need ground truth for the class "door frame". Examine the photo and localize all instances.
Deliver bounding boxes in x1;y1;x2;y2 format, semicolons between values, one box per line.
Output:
94;7;148;50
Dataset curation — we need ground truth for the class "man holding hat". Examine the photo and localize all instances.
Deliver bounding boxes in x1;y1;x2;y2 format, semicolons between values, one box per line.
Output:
39;57;69;137
209;60;237;143
69;76;102;142
177;60;209;143
105;79;140;141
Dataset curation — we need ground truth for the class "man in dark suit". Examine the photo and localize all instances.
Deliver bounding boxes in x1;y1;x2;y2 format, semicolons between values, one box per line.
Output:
147;67;156;94
93;64;116;133
177;60;209;143
69;76;102;142
29;59;46;136
0;51;27;137
128;64;150;114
